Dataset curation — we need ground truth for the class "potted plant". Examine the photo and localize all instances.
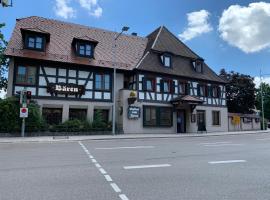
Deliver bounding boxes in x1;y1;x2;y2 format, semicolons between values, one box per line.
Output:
128;91;137;105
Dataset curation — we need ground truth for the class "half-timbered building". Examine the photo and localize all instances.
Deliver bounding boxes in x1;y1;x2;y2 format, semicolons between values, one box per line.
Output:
5;16;228;133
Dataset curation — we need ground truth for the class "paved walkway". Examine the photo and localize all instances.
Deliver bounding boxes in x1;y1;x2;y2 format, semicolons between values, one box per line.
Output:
0;130;269;143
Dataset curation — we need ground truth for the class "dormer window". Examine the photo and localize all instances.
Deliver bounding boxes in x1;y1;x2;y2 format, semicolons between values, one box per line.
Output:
77;43;92;57
26;35;44;50
160;54;172;68
192;59;204;73
72;37;98;59
21;28;50;52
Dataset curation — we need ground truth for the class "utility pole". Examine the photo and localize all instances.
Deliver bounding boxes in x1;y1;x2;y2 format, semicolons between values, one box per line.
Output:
112;26;129;135
260;70;265;130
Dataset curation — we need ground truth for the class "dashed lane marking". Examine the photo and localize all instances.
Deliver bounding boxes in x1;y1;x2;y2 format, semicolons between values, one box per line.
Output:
78;141;129;200
95;146;155;150
124;164;171;170
208;160;247;164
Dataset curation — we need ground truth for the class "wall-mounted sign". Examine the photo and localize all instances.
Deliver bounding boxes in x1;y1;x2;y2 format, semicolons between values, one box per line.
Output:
47;83;85;95
128;106;140;119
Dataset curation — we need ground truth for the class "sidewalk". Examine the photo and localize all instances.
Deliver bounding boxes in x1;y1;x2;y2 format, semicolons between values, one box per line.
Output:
0;130;269;144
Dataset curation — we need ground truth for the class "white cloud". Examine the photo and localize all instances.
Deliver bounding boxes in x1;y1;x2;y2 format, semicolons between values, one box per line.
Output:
78;0;103;18
254;76;270;88
219;2;270;53
54;0;76;19
178;10;213;41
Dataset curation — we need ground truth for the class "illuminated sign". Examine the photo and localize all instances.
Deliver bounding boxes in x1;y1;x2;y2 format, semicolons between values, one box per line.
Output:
47;83;85;95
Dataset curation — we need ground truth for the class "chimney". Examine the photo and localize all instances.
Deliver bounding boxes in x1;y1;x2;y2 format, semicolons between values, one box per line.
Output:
131;32;137;36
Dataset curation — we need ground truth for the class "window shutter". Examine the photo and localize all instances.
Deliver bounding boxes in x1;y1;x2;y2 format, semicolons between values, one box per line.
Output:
160;80;164;92
205;85;208;97
185;83;190;95
153;78;156;92
170;80;175;94
217;87;221;98
197;84;200;96
208;86;213;97
142;77;146;91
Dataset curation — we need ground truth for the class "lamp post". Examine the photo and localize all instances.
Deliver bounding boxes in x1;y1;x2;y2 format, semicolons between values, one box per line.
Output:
112;26;129;135
260;70;270;130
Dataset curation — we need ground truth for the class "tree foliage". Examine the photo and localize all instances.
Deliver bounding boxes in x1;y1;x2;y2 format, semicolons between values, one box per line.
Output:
219;69;256;114
0;23;8;90
256;83;270;120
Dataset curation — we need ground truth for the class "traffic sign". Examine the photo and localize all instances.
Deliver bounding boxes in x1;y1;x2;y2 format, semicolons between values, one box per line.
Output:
20;107;28;118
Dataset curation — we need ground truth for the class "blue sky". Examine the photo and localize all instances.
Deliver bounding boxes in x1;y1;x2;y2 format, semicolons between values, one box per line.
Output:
1;0;270;83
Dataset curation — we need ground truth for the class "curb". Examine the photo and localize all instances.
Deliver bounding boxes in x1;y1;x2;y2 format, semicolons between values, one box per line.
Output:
0;130;269;144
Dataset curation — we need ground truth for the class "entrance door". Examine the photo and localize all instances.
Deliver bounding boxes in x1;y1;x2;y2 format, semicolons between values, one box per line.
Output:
177;110;186;133
197;110;206;132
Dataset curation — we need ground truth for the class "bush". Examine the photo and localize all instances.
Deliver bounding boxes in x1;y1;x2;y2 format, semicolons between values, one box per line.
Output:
0;97;45;134
92;110;107;129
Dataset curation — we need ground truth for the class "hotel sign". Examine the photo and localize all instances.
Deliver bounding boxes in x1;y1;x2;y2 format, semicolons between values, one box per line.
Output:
47;83;85;95
128;106;140;119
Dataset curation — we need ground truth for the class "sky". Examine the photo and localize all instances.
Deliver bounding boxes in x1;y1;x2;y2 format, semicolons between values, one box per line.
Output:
1;0;270;95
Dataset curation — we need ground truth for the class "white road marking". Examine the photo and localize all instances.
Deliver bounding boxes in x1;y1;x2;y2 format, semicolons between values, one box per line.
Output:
95;163;101;168
208;160;246;164
104;174;113;182
199;142;231;145
78;141;129;199
204;144;244;147
256;138;270;141
124;164;171;170
95;146;154;150
110;183;121;193
99;168;107;174
119;194;129;200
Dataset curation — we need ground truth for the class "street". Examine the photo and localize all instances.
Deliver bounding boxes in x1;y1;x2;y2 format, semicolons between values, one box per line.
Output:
1;133;270;200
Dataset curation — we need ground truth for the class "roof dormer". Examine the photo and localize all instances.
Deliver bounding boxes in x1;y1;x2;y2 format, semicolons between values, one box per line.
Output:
160;53;172;68
192;58;204;73
21;28;50;51
72;36;98;58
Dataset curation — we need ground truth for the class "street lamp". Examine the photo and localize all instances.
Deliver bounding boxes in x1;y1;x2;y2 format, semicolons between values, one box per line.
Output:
112;26;129;135
260;70;270;130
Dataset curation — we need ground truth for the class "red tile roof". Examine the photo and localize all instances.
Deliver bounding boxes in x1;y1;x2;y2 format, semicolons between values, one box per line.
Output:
5;16;148;70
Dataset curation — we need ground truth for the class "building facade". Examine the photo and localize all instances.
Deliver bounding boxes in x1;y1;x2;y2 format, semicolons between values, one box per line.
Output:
5;16;228;134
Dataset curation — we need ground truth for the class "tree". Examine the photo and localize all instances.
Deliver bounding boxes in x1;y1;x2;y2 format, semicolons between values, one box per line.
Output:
0;23;8;90
256;83;270;120
219;69;256;114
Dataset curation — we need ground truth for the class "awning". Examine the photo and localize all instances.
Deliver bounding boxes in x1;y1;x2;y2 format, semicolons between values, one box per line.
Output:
171;95;204;105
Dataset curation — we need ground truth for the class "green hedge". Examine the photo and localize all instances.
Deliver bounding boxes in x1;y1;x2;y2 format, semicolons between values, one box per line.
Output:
0;97;46;134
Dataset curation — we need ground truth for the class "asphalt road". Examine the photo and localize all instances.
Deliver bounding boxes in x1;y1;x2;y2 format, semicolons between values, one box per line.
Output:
1;133;270;200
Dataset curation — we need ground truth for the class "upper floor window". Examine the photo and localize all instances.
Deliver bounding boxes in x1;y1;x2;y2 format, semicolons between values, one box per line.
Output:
16;66;37;85
160;54;172;68
25;35;44;51
197;84;207;97
77;43;93;57
212;86;221;98
179;82;185;94
94;73;110;90
143;77;155;91
192;59;203;73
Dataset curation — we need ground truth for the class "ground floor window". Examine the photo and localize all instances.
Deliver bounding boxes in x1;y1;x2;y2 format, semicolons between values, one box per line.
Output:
143;106;172;127
69;108;87;121
42;108;62;125
212;111;220;125
94;109;109;123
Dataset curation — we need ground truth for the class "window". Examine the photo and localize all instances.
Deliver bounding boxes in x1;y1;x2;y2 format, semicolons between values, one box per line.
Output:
76;43;93;57
94;73;111;90
143;106;172;127
25;35;44;50
161;54;171;68
197;84;207;97
94;109;109;123
195;61;203;73
212;86;221;98
143;77;155;91
197;110;206;126
160;79;172;93
16;66;37;85
69;108;87;121
212;111;220;125
42;108;62;125
179;82;185;94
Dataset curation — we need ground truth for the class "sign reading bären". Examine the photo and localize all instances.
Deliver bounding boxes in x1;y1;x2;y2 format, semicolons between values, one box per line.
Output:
47;83;85;95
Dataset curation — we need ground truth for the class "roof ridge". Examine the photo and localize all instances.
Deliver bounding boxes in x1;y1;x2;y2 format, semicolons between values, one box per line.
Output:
17;16;147;40
151;26;163;49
